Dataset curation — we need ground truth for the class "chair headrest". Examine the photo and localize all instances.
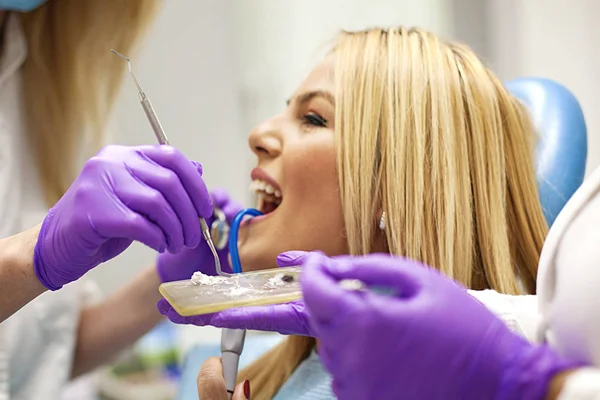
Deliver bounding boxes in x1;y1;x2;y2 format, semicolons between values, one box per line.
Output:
505;77;587;226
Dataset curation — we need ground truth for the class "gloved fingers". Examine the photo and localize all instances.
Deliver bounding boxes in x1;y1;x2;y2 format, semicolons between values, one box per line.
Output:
197;357;228;400
211;188;244;222
157;298;171;314
136;146;213;219
221;199;244;223
92;207;167;253
207;301;306;334
114;182;184;253
210;188;229;207
158;299;214;326
211;302;310;335
158;299;309;335
130;162;201;249
158;298;250;327
324;254;423;298
276;250;312;267
301;252;365;326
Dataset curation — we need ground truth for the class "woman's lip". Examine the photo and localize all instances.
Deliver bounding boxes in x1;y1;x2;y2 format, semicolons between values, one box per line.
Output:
250;167;282;192
241;210;276;227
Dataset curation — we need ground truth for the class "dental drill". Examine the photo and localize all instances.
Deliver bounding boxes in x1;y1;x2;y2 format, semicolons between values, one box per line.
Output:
110;49;229;277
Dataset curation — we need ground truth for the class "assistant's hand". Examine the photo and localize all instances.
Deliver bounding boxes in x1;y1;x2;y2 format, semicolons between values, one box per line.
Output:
157;251;315;336
34;145;212;291
301;252;583;400
156;189;243;282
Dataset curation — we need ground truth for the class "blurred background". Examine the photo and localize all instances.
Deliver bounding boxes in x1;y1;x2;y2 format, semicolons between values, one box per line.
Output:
92;0;600;295
72;0;599;398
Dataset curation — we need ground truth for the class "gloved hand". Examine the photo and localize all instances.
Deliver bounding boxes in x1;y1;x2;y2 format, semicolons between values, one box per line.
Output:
157;250;315;336
301;252;583;400
34;145;212;291
156;188;243;282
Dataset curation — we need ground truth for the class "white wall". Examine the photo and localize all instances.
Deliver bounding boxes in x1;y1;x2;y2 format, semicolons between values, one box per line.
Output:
231;0;453;133
87;0;453;294
518;0;600;175
484;0;600;175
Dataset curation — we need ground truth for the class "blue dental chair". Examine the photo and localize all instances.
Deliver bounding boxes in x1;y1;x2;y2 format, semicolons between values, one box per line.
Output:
173;78;587;399
506;77;587;226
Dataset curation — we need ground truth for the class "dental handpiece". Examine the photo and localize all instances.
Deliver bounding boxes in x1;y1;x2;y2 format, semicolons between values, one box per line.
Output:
221;328;246;400
110;49;229;277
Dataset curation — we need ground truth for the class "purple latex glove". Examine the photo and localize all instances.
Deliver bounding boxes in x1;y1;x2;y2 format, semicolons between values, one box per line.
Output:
156;188;243;282
34;145;212;291
302;252;583;400
157;250;315;335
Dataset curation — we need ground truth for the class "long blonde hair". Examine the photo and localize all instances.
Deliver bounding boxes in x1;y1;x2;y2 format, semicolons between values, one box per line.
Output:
238;27;548;400
18;0;158;205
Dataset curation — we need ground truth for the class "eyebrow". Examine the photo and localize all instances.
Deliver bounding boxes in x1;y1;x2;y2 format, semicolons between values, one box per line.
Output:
286;90;335;107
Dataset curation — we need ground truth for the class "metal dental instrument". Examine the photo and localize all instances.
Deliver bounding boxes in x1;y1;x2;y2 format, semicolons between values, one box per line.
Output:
110;49;230;277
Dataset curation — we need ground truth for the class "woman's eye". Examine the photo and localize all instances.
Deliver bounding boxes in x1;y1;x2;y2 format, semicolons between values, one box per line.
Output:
303;113;328;127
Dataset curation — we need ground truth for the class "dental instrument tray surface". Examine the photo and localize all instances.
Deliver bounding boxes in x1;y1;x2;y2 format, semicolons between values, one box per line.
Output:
159;267;302;316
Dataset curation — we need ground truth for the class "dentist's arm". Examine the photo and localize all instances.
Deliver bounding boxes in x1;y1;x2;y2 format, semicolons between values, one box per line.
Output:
0;226;47;322
72;189;243;377
2;144;212;323
71;266;164;377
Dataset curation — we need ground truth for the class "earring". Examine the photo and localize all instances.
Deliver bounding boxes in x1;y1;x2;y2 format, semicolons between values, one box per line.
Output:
379;211;386;231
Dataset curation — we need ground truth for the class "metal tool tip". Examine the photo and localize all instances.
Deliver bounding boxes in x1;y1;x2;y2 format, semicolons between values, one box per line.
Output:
110;49;130;62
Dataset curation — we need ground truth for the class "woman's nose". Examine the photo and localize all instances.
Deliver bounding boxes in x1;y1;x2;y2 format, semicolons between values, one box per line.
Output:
248;117;283;159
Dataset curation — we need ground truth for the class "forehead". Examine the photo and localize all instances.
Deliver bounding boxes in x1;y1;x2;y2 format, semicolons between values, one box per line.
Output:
291;57;335;99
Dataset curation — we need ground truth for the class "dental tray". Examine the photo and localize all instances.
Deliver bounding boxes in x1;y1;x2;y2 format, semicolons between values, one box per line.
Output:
158;267;302;317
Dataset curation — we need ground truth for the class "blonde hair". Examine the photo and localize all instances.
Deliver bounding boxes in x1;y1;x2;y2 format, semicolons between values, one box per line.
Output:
19;0;158;205
239;27;548;399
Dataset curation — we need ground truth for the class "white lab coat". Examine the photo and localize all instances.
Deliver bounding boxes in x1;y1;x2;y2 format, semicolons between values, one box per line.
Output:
0;15;96;400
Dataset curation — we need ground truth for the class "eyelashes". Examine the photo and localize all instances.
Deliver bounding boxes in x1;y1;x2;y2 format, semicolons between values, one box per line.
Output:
302;112;328;128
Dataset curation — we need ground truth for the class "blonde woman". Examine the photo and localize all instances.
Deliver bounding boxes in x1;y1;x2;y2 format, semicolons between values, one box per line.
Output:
0;1;243;399
160;27;549;399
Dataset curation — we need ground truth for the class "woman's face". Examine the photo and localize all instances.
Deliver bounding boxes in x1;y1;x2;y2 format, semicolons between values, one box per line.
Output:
237;58;348;272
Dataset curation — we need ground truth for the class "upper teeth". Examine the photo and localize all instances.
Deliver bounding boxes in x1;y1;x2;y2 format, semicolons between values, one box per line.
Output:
250;179;281;197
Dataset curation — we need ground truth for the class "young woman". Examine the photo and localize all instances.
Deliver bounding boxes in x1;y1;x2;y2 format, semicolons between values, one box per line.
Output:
162;26;549;399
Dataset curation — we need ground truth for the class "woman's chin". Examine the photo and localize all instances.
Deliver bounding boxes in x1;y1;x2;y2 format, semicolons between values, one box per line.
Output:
237;246;278;272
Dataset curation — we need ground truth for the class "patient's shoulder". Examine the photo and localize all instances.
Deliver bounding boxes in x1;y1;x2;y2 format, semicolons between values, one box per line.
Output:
467;289;540;342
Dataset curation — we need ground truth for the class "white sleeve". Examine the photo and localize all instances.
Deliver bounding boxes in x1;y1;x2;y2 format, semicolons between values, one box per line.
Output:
557;369;600;400
467;289;540;342
537;167;600;365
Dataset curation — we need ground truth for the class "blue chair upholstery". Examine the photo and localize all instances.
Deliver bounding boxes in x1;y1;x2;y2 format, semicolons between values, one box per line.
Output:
505;77;587;226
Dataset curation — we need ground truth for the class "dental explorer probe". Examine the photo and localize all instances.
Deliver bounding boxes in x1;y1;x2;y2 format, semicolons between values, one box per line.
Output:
111;50;246;397
110;49;230;277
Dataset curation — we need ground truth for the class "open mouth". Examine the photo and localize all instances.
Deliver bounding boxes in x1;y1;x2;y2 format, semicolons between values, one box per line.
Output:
249;169;283;215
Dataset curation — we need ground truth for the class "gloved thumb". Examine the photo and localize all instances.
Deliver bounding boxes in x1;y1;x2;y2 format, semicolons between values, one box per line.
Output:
323;254;424;299
276;251;311;267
